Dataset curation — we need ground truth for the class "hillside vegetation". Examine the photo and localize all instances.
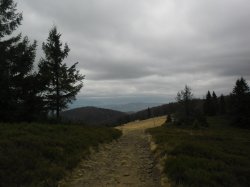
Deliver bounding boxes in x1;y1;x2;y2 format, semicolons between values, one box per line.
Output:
0;123;121;187
147;116;250;187
61;107;126;126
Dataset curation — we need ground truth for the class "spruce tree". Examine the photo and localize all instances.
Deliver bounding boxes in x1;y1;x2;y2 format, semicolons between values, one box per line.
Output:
212;91;218;115
38;26;84;120
230;77;250;128
177;85;193;117
176;85;194;124
0;0;21;121
0;0;22;38
0;0;40;122
204;91;218;116
10;37;40;121
203;91;212;116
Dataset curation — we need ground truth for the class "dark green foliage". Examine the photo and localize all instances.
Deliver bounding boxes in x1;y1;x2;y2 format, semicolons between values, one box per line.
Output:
0;0;42;122
212;91;218;115
0;123;122;186
0;0;22;101
192;112;208;128
176;85;193;117
118;100;203;125
0;0;22;37
174;85;207;127
0;0;21;121
1;1;85;122
38;27;85;120
61;106;126;126
230;77;250;128
147;116;250;187
204;91;218;116
174;85;194;125
0;36;40;122
232;77;249;95
219;94;226;115
203;91;212;115
165;114;172;124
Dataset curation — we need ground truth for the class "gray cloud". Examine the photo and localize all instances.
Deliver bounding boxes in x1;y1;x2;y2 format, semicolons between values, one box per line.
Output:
17;0;250;106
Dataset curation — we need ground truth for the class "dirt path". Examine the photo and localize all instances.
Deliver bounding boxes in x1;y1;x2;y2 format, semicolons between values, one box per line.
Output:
60;116;166;187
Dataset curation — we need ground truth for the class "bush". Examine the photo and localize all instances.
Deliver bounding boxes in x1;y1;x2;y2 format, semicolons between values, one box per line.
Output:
0;123;122;186
147;116;250;186
165;115;172;124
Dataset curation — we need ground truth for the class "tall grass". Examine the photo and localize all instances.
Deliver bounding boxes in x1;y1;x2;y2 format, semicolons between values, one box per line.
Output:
147;117;250;187
0;123;121;187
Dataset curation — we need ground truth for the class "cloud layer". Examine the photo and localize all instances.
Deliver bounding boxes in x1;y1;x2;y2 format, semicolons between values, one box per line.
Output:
17;0;250;106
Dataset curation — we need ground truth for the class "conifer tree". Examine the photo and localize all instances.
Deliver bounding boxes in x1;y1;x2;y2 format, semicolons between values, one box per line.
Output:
0;0;22;120
219;94;226;115
0;0;22;38
38;26;85;120
204;91;218;116
0;0;40;122
212;91;218;115
230;77;250;127
203;91;212;115
176;85;193;118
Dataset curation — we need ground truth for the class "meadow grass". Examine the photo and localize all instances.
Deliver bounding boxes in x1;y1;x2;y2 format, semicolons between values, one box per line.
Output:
147;116;250;187
0;123;122;187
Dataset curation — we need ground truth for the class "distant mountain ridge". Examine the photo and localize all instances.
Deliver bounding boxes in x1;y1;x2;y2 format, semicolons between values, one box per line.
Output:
61;106;126;126
101;103;163;112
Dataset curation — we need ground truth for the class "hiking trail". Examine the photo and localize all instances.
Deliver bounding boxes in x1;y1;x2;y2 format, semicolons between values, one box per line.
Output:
60;116;166;187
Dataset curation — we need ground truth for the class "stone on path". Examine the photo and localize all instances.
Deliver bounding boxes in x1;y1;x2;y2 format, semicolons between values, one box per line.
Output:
59;116;166;187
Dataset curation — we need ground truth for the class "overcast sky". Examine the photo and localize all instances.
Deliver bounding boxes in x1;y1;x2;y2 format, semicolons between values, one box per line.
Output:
17;0;250;107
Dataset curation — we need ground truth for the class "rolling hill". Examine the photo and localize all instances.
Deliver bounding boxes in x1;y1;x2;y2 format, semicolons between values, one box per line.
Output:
61;106;126;126
101;102;163;113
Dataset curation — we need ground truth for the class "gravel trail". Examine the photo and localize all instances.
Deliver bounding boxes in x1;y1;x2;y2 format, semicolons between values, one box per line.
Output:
60;116;166;187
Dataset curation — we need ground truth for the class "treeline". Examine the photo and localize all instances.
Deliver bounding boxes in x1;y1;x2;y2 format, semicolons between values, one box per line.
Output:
117;102;180;125
119;77;250;128
203;91;226;116
202;77;249;128
0;0;84;122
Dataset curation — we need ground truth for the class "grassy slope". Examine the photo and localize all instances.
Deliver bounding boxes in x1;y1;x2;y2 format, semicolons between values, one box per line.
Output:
0;123;121;187
147;117;250;187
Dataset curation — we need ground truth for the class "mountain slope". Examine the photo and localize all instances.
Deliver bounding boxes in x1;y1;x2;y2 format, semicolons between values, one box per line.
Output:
102;103;163;113
61;107;126;126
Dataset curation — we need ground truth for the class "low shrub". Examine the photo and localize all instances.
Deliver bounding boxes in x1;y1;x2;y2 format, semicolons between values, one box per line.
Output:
0;123;121;186
147;116;250;186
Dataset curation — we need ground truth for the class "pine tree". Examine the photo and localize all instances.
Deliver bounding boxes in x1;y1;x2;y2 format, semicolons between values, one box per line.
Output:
230;77;250;128
232;77;249;96
212;91;218;115
203;91;218;116
203;91;212;116
0;0;22;38
175;85;194;125
0;0;40;122
0;0;21;121
10;37;40;121
38;26;85;120
176;85;193;117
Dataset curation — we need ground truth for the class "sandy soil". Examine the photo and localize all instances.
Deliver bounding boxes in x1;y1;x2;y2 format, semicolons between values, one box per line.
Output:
60;116;166;187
